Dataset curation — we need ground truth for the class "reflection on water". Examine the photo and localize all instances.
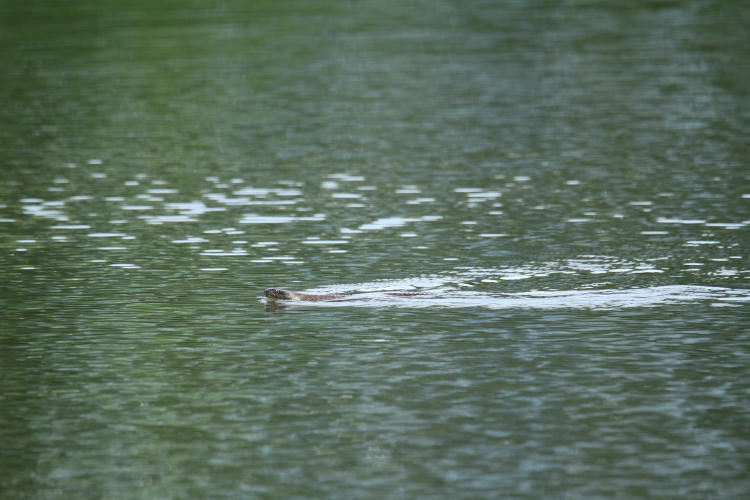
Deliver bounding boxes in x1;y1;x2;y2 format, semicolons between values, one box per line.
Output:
2;0;750;498
6;166;750;279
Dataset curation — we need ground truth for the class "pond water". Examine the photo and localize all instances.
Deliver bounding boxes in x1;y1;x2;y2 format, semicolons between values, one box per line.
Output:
2;1;749;498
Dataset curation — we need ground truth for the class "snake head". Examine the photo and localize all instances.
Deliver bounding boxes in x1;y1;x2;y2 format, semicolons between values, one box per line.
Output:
265;288;292;300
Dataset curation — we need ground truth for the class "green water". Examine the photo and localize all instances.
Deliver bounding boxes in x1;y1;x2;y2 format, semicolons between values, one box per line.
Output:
2;1;749;498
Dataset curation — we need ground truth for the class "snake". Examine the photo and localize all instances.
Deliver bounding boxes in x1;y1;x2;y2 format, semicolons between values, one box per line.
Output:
264;288;424;302
264;288;344;301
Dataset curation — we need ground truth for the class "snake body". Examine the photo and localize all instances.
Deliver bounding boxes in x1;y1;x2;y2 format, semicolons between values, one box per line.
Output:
264;288;424;302
264;288;344;301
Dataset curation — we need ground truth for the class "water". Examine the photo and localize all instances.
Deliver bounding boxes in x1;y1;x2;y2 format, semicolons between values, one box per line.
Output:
2;0;749;498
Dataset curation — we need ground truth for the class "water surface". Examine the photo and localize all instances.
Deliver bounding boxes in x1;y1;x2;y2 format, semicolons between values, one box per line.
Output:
2;1;749;498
